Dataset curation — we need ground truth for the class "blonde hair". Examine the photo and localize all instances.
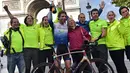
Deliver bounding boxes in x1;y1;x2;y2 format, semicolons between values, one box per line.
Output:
67;18;76;28
40;16;48;27
107;11;116;17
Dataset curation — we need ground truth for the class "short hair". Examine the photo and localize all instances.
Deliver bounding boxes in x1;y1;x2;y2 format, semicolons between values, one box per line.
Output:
58;10;67;19
24;15;34;25
78;13;85;19
91;8;99;15
119;6;129;15
10;17;19;26
67;18;76;28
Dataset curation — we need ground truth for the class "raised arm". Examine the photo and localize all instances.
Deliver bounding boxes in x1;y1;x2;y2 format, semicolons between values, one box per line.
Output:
54;2;62;23
47;1;55;21
47;11;53;21
3;5;14;19
88;1;105;22
47;1;62;23
98;1;105;16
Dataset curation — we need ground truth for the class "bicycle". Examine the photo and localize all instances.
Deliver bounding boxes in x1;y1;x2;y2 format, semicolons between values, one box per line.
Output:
31;41;114;73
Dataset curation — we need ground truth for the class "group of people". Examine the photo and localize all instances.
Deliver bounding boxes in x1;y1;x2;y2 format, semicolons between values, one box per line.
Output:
1;1;130;73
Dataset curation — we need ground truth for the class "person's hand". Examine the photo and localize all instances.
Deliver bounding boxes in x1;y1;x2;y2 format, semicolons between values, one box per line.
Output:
57;2;62;8
3;5;9;11
50;1;55;12
51;1;55;6
99;1;105;9
91;38;98;42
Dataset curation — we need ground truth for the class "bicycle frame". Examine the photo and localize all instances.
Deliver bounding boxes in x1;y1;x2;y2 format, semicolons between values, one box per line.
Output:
72;50;97;73
47;41;98;73
52;49;96;73
32;42;114;73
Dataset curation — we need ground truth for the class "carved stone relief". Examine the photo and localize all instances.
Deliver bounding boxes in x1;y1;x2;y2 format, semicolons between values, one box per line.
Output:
2;1;21;11
57;0;76;5
65;0;76;5
23;0;32;5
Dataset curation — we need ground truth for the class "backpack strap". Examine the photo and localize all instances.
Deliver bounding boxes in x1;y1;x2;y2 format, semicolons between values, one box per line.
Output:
80;27;89;41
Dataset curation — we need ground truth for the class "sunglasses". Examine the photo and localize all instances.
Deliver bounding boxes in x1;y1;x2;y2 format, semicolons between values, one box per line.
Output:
80;17;85;18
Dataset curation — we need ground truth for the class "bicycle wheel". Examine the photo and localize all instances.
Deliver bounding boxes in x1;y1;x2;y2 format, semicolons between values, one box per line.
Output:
78;58;114;73
31;62;61;73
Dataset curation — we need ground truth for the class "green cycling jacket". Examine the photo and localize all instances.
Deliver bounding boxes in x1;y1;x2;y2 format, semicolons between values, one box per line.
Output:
38;25;53;50
20;24;39;48
106;20;125;51
4;27;24;54
118;16;130;46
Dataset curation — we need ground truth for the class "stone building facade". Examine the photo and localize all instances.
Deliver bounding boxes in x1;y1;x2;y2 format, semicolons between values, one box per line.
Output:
0;0;81;35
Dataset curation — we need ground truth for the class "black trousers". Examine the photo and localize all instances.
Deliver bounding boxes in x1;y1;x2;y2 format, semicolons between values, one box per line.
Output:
91;44;108;73
24;48;39;73
71;50;83;64
92;44;108;62
71;50;91;73
39;49;54;64
125;46;130;60
109;49;128;73
37;49;54;73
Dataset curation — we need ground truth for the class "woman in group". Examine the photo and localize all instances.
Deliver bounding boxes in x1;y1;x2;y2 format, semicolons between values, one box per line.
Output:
23;15;39;73
67;18;91;72
118;6;130;61
106;11;128;73
38;16;54;73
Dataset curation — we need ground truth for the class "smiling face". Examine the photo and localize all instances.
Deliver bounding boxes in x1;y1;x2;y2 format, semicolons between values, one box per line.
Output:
58;11;67;24
25;15;34;26
59;13;67;23
121;8;129;18
78;13;86;23
67;18;76;28
107;11;115;22
11;18;20;28
42;16;49;27
91;11;99;20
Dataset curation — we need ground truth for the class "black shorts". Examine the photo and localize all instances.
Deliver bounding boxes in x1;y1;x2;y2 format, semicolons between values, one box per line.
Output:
56;44;71;61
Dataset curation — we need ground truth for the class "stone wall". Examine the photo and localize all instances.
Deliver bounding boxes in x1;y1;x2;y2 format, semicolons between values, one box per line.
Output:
0;0;80;35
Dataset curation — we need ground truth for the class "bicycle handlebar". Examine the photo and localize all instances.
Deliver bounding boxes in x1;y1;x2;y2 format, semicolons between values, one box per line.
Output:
83;40;98;46
83;33;101;46
82;40;98;50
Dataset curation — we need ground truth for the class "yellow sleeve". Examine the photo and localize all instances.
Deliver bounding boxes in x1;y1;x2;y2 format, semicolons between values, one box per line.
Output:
54;7;62;23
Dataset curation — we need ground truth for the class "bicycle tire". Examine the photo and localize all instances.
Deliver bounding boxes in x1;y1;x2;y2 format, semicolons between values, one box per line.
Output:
78;58;114;73
31;62;61;73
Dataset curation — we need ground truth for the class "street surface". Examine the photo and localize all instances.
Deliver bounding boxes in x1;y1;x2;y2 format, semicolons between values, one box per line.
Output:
0;55;130;73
